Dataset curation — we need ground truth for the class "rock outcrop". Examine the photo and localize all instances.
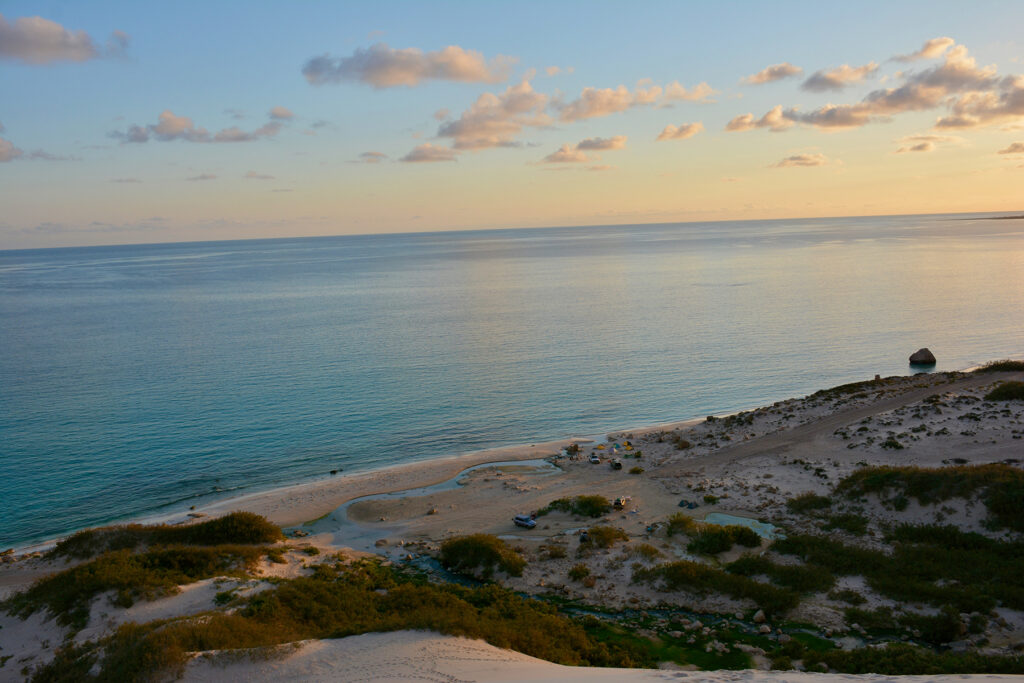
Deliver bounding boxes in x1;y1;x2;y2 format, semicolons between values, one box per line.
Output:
909;348;936;365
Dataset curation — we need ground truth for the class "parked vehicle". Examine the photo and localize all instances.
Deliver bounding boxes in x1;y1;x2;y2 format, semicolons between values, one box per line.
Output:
610;458;623;470
589;454;601;464
513;514;536;529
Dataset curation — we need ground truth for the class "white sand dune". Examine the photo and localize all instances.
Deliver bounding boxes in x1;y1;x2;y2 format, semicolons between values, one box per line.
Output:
182;630;1024;683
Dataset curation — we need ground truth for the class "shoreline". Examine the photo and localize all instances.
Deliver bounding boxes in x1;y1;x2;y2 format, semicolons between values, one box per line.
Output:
6;361;1003;555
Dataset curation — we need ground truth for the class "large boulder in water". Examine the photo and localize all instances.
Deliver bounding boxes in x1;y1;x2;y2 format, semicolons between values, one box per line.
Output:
909;348;937;365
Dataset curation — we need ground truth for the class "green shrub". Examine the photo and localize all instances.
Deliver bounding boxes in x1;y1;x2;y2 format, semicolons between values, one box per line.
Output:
629;466;644;475
4;545;268;629
568;564;590;581
822;514;869;536
538;495;612;518
30;559;648;681
50;512;283;560
703;495;719;504
974;360;1024;373
629;543;662;561
633;560;798;617
666;513;696;537
687;525;760;555
835;464;1024;531
785;493;832;514
985;381;1024;401
583;526;629;549
727;556;834;593
438;534;526;579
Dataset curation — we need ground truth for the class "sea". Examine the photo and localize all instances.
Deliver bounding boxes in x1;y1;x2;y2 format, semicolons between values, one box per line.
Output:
2;213;1022;548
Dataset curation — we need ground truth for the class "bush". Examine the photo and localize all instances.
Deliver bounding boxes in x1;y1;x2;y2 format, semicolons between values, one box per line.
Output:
439;534;526;579
538;496;611;518
687;525;760;555
30;559;649;681
786;493;832;514
629;543;663;561
583;526;629;549
835;464;1024;531
50;512;283;559
727;556;834;593
666;513;696;537
974;360;1024;373
822;514;869;536
4;545;268;629
985;381;1024;401
633;560;798;617
568;564;590;581
629;466;644;475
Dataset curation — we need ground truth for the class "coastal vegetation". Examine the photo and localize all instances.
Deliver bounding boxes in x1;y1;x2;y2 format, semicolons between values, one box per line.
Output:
632;560;799;617
48;511;283;560
974;360;1024;373
833;463;1024;530
985;381;1024;401
4;544;272;630
438;534;526;579
28;558;650;682
537;495;612;518
686;525;761;555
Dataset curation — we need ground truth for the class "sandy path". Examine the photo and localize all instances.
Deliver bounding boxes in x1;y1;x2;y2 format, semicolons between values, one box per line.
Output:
657;371;1021;477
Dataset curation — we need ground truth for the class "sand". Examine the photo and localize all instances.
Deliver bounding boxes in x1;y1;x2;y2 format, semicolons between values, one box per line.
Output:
180;630;1024;683
3;367;1023;680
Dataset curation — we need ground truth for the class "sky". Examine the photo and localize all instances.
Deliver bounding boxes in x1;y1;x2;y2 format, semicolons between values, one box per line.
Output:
1;0;1023;249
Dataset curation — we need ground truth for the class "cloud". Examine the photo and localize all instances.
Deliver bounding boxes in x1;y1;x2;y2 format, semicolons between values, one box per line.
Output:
110;177;142;183
0;13;129;64
725;105;794;132
0;120;4;133
576;135;627;150
773;152;828;167
244;171;275;180
545;66;561;76
269;106;294;120
437;80;550;149
353;151;388;163
557;85;636;121
999;142;1024;154
656;121;704;141
302;42;513;88
555;80;715;122
186;173;217;181
213;121;281;142
663;81;717;102
0;136;75;162
893;37;955;62
541;136;628;163
742;62;802;85
542;144;589;163
730;44;1006;132
400;143;457;162
802;63;879;92
895;134;960;153
935;75;1024;129
0;137;22;162
112;110;285;144
587;165;614;171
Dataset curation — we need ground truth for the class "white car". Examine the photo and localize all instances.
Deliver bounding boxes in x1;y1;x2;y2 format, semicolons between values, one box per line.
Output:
589;454;601;464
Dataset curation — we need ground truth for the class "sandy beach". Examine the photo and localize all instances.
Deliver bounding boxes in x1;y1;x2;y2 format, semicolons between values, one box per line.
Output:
3;366;1023;680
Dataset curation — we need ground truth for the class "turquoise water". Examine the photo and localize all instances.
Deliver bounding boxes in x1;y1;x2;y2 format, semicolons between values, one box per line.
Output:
2;213;1022;548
